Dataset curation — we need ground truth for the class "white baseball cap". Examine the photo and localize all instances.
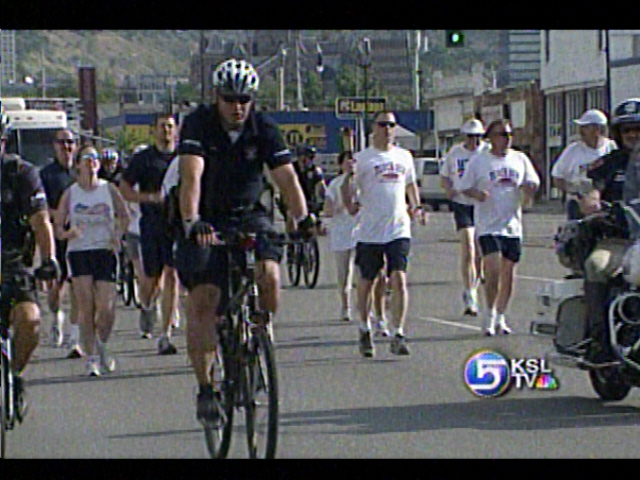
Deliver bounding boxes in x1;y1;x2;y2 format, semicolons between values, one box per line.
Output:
460;119;485;135
574;109;608;126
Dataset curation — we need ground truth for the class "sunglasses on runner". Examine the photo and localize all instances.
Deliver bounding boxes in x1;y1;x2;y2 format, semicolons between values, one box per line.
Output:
376;121;397;128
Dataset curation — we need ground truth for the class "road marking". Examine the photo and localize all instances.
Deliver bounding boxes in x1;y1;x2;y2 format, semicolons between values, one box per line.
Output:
414;315;482;331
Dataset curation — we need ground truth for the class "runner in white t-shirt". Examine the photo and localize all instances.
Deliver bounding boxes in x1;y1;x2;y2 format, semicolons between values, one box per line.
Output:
440;119;488;316
341;111;425;358
458;119;540;336
551;109;616;220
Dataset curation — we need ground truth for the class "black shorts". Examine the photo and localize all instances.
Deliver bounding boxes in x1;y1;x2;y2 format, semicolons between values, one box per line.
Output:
175;212;284;294
452;202;475;231
0;271;38;326
140;216;175;278
67;249;117;282
355;238;411;281
478;235;522;263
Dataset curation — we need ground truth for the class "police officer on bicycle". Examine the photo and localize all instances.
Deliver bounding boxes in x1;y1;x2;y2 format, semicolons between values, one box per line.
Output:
175;58;314;425
1;108;60;420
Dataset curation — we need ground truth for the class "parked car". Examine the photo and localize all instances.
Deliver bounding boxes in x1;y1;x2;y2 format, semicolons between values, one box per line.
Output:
415;157;450;211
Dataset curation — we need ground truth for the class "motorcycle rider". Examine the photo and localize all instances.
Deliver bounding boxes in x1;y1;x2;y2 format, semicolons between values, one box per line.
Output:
581;98;640;362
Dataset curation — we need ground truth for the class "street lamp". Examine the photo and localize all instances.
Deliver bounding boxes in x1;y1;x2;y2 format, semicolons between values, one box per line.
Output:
357;37;372;147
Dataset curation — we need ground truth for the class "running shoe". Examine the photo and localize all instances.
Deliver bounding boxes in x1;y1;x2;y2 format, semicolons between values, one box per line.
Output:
496;314;512;335
463;290;479;316
341;306;351;322
66;343;84;359
86;357;101;377
359;329;375;358
158;335;178;355
374;317;390;337
390;334;410;355
484;310;497;337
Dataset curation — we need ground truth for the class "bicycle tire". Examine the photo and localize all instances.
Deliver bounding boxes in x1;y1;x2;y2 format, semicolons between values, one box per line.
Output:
244;329;278;459
303;238;320;289
1;342;12;458
286;243;301;287
204;338;235;459
122;261;133;306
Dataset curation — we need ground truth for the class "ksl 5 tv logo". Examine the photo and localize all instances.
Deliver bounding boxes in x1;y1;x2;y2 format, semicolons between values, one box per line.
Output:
463;350;559;398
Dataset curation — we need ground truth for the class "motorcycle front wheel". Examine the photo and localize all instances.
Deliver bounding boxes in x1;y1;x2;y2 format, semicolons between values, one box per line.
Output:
588;368;632;401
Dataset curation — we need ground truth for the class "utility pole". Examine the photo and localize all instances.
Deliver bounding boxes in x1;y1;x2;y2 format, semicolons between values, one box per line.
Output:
41;46;46;98
278;46;286;111
295;30;304;110
413;30;421;110
199;30;206;104
605;29;612;113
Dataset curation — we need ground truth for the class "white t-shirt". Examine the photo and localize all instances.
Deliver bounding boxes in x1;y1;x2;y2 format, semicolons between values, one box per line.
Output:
550;138;617;194
325;173;358;252
67;180;116;252
353;145;416;243
457;148;540;239
440;141;489;205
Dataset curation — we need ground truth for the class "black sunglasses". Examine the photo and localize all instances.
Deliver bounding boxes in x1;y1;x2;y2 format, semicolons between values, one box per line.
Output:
376;121;397;128
56;139;76;146
220;93;253;105
492;131;512;138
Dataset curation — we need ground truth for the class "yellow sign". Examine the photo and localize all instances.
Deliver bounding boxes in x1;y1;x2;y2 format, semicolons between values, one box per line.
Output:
278;123;327;150
335;97;386;119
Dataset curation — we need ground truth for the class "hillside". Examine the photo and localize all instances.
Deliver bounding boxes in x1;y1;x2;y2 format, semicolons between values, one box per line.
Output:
15;30;203;85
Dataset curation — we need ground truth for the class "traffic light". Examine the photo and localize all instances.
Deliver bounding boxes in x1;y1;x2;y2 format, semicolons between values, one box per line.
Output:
445;30;465;47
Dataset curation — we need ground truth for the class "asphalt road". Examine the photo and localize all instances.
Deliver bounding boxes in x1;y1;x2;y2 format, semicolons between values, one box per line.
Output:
6;210;640;459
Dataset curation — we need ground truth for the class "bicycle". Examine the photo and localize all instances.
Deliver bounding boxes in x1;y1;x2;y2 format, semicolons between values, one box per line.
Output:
1;273;36;458
286;226;321;289
115;240;141;309
202;229;299;459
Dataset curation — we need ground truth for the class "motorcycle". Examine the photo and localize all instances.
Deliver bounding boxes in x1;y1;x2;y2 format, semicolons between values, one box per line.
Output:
531;201;640;401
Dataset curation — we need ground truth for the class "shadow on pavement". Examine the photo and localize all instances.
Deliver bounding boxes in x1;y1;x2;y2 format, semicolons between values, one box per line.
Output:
279;396;640;434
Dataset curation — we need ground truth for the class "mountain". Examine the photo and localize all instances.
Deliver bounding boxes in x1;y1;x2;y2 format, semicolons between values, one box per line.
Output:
14;30;205;85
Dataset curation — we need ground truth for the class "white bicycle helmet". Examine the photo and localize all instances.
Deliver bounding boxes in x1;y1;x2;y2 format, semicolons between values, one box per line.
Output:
212;58;260;95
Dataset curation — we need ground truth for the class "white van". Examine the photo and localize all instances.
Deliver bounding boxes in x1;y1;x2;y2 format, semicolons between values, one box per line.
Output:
415;157;449;211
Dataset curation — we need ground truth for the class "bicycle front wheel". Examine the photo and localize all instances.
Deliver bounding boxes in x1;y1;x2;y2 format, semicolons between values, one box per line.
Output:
303;238;320;289
244;329;278;459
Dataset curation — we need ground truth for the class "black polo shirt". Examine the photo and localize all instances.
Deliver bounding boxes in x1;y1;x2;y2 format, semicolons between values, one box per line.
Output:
586;149;629;203
2;156;49;269
39;159;75;210
293;160;324;204
123;145;176;219
98;164;124;186
178;105;291;222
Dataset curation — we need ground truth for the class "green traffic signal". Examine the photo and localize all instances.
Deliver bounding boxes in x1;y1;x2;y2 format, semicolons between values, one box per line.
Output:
445;30;464;47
